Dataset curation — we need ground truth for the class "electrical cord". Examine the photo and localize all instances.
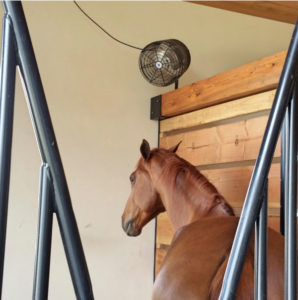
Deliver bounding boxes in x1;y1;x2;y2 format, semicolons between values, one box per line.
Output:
73;1;143;51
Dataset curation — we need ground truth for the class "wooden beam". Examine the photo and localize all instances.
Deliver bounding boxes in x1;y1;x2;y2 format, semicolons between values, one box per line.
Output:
160;89;275;134
190;1;298;25
161;50;286;117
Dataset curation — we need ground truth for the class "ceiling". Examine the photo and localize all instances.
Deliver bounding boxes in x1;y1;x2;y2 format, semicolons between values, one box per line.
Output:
191;1;298;24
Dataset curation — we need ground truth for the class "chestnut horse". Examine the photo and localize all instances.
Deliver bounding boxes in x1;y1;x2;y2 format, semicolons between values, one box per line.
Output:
122;139;284;299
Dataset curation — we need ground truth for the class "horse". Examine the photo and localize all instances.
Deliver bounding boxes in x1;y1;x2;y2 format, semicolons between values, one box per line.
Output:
122;139;284;299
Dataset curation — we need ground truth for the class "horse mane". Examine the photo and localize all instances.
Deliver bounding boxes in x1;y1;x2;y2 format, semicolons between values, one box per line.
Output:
150;148;234;216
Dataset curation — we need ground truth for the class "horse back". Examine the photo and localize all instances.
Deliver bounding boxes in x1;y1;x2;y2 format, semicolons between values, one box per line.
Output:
153;216;284;300
153;216;239;300
210;226;284;299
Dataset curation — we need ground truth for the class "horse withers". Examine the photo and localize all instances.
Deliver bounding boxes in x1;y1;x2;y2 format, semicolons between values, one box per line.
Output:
122;139;284;299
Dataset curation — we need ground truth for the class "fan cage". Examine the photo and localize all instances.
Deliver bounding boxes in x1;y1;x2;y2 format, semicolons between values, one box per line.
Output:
139;39;191;87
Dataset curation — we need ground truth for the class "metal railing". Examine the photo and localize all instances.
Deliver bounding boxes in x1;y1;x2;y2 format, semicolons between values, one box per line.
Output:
0;2;94;299
219;20;298;300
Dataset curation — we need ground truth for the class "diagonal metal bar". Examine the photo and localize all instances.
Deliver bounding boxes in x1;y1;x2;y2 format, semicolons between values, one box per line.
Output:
219;21;298;300
285;84;297;299
33;164;54;300
254;179;268;300
0;14;17;298
280;106;289;237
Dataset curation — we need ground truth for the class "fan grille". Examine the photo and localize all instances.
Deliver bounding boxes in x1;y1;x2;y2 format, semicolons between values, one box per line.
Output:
139;39;191;87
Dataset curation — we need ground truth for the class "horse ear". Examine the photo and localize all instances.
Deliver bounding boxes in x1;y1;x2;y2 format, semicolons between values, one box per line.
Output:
169;141;182;153
140;139;151;161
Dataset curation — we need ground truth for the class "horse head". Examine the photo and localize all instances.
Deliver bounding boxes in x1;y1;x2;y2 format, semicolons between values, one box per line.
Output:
121;139;180;236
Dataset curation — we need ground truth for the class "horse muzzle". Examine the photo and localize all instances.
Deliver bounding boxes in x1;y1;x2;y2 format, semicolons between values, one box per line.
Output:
122;218;141;237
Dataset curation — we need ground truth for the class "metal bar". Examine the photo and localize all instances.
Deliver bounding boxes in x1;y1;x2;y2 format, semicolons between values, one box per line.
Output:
2;2;94;299
254;179;268;300
280;108;289;236
175;80;179;89
153;120;161;282
33;164;54;300
219;21;298;300
285;85;297;299
0;14;17;298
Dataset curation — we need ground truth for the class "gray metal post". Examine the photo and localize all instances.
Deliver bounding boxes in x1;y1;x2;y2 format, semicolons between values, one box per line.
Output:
33;164;54;300
285;86;297;299
0;14;16;298
254;180;268;300
280;107;289;236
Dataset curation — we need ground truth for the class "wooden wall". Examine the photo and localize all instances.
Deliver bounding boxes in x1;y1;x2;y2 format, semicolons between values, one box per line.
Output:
155;51;286;276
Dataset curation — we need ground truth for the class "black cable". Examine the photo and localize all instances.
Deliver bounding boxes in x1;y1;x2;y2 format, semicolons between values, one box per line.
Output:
73;1;143;51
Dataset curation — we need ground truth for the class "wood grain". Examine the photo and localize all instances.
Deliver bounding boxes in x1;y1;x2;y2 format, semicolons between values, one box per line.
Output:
203;164;280;209
161;51;286;117
155;247;168;277
156;213;175;247
160;90;275;134
191;1;298;24
160;115;281;167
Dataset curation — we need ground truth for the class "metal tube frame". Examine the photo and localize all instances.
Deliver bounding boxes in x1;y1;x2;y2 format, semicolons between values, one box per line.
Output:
254;179;268;300
219;21;298;299
280;107;289;237
0;2;94;299
285;84;297;299
0;14;16;298
33;164;54;300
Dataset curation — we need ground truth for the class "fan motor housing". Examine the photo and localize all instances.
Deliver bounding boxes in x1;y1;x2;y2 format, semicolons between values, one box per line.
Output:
139;39;191;87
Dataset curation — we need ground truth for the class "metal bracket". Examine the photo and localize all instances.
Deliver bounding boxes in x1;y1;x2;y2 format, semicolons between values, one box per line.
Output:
150;95;165;121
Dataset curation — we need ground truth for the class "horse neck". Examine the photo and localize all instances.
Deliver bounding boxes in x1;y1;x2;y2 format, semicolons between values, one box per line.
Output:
152;157;234;231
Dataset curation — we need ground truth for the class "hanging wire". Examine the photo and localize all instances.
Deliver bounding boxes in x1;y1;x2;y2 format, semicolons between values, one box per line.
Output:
73;1;143;51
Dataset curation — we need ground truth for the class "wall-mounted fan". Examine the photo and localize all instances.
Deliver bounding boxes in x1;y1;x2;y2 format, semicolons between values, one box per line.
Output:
74;3;191;88
139;39;191;87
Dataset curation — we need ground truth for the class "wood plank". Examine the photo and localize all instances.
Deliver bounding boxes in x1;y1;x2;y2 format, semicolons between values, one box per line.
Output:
268;217;281;233
156;213;175;246
161;51;286;117
191;1;298;25
160;115;281;167
203;163;280;208
160;90;275;134
155;247;168;277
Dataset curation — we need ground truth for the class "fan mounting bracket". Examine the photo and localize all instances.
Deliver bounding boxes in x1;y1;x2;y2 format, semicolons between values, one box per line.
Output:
150;95;165;121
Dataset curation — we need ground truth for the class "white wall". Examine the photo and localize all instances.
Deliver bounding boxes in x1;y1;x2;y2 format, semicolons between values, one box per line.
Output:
0;2;294;299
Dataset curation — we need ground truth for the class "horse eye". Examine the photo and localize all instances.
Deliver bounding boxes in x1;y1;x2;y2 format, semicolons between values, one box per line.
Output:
130;175;136;183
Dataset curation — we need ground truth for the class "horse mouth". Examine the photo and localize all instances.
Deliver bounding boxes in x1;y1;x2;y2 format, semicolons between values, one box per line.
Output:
122;219;141;236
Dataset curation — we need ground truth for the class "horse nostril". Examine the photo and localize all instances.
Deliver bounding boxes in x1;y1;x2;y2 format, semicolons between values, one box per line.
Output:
122;217;142;236
123;219;133;234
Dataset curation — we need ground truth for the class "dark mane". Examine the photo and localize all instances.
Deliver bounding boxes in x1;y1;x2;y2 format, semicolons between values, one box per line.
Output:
150;148;234;216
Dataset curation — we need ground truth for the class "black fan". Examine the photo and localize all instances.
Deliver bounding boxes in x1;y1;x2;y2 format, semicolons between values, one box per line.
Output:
139;39;191;87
